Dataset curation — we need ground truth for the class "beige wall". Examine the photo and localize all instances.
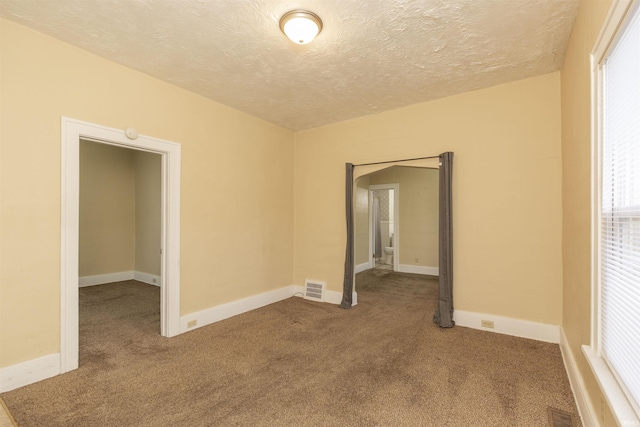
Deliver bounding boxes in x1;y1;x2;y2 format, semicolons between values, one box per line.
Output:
561;0;616;424
294;72;563;325
79;141;136;276
0;19;294;367
354;175;370;265
369;167;438;268
134;150;161;276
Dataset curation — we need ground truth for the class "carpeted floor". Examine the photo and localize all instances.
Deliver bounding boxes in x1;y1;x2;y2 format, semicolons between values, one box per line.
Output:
1;271;581;426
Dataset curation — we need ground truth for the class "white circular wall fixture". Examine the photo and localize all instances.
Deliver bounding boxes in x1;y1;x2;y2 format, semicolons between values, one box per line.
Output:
125;127;139;140
279;10;323;45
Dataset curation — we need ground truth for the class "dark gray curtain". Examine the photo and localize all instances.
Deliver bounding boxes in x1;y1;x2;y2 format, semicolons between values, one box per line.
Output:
433;152;454;328
340;163;355;309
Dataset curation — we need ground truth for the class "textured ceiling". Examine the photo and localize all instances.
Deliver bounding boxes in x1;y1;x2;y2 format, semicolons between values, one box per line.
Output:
0;0;578;131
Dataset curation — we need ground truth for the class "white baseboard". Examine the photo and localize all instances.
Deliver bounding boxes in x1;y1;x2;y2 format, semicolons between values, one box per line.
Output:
323;289;358;306
355;262;370;274
79;271;134;287
133;271;161;287
79;271;161;287
559;328;597;427
0;353;60;392
180;285;302;333
453;310;560;343
181;284;361;333
356;263;438;276
398;264;439;276
294;285;358;306
323;288;342;304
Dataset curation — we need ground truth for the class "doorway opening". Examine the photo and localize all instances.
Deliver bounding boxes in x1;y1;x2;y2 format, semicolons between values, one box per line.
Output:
369;184;399;272
343;153;453;327
354;166;439;278
79;140;162;344
61;117;181;373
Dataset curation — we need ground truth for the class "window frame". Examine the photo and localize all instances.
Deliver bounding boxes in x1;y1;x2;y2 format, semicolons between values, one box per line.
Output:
584;0;640;425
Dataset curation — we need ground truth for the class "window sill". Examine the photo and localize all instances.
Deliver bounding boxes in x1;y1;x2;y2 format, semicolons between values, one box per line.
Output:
582;345;640;426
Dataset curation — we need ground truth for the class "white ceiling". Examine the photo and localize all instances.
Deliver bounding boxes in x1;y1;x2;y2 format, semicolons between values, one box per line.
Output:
0;0;578;131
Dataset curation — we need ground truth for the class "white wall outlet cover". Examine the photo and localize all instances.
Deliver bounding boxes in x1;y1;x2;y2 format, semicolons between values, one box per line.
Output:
124;127;139;140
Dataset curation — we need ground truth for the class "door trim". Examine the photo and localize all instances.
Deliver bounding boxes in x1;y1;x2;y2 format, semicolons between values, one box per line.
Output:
60;117;181;373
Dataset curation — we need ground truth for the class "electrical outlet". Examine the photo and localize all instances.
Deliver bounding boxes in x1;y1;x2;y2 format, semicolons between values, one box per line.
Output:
414;257;419;263
481;320;494;329
187;320;197;328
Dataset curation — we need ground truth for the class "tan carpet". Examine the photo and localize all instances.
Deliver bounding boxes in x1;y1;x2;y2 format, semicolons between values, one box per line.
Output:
1;272;581;426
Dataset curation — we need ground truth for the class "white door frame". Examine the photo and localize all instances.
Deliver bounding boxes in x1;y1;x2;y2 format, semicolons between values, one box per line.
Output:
60;117;181;373
368;183;399;272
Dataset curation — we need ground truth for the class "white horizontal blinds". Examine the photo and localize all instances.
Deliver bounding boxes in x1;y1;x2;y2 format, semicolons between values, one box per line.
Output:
601;2;640;415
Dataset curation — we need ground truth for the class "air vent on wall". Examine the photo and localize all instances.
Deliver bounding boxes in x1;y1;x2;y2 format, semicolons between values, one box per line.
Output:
304;280;325;302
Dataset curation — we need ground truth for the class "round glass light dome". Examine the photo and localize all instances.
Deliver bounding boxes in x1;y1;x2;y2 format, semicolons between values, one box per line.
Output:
279;10;323;45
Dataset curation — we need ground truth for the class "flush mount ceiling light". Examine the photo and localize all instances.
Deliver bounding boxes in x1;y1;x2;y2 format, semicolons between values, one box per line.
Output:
279;10;323;45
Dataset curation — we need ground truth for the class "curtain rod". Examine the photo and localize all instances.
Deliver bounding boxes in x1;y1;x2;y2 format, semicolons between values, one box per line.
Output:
353;155;440;167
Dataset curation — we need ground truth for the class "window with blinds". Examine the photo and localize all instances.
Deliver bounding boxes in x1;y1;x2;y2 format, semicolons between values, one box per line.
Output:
600;0;640;417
